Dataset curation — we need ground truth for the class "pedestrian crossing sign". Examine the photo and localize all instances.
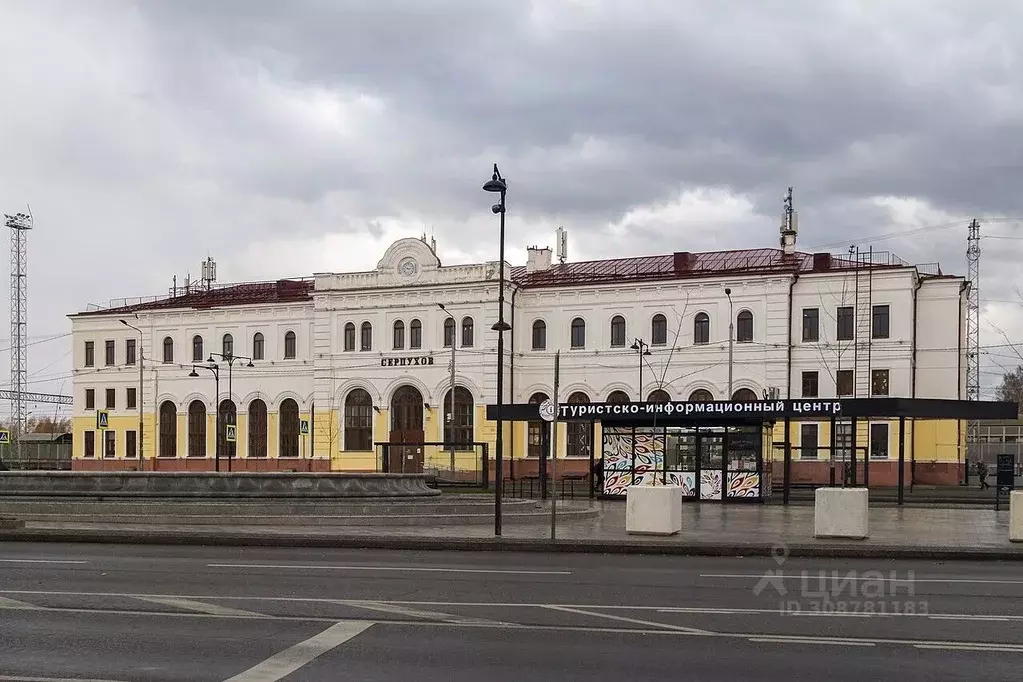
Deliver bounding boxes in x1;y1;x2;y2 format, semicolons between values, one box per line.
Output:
225;424;236;442
300;419;309;435
0;429;9;444
96;410;109;430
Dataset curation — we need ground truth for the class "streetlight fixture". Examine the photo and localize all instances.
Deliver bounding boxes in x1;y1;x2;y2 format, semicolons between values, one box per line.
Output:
207;351;254;472
438;303;457;478
630;338;653;401
484;163;511;537
725;287;734;399
119;318;145;471
188;363;220;471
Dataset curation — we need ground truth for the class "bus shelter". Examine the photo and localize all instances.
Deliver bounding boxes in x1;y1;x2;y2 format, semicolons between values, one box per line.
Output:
488;397;1018;504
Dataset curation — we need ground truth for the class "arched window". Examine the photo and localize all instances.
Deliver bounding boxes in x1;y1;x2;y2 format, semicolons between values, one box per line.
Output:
648;389;671;403
443;386;474;446
532;320;547;350
689;389;714;401
607;390;631;403
570;317;586;349
393;320;405;350
252;332;265;360
359;322;372;352
461;317;474;347
409;319;422;349
527;392;550;458
651;314;668;346
566;392;591;458
217;399;237;456
279;399;300;457
162;337;174;363
192;335;204;363
343;323;355;352
187;400;206;457
610;315;626;347
736;310;754;343
222;333;234;359
248;399;267;458
694;313;710;345
732;388;758;402
443;318;455;348
284;330;297;359
344;389;373;451
159;401;177;457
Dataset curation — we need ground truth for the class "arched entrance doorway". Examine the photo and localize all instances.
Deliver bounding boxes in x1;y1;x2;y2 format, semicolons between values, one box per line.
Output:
389;385;425;473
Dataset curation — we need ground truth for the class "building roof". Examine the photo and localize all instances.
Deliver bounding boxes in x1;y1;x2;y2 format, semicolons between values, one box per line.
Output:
74;247;947;316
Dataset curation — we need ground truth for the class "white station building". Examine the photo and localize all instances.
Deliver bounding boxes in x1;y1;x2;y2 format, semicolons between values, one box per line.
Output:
68;217;968;488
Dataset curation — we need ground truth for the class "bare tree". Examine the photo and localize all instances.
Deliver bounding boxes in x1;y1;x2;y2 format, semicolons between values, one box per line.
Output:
811;273;854;386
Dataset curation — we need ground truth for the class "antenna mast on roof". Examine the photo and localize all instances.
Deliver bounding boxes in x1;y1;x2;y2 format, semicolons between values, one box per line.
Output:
555;226;568;264
200;256;217;291
780;187;798;256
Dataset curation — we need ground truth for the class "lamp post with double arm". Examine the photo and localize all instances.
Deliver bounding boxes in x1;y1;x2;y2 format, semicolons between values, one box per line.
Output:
207;351;254;472
189;363;220;471
119;318;145;471
630;338;652;401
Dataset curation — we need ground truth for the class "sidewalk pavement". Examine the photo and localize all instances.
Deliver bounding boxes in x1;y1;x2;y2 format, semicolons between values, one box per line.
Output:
3;502;1022;560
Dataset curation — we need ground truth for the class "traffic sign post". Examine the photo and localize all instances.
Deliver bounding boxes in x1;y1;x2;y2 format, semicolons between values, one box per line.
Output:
301;419;310;471
225;424;236;443
0;429;9;445
96;411;109;430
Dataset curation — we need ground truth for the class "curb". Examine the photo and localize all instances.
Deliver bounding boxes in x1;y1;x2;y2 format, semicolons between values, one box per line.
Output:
2;527;1023;560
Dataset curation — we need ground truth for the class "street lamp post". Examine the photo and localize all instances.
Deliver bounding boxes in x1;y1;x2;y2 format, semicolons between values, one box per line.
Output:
484;163;511;537
630;338;652;401
438;303;457;478
208;352;254;472
119;319;145;471
725;287;734;399
189;364;220;471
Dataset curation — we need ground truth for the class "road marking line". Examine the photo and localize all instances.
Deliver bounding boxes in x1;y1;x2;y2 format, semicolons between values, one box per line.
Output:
0;559;87;565
0;596;43;610
700;573;1023;585
0;676;127;681
206;563;571;575
929;615;1013;622
133;596;269;618
748;637;875;647
339;600;502;625
542;605;714;635
914;643;1023;653
223;620;374;682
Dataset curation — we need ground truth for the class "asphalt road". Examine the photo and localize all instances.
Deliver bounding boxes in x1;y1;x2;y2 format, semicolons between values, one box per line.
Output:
2;544;1023;681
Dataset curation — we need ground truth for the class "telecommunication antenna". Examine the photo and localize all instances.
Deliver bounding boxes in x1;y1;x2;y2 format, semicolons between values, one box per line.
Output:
200;256;217;291
5;207;33;455
555;226;568;264
966;219;981;455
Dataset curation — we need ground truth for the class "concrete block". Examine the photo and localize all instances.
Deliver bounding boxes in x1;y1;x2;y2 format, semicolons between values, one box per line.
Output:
626;485;682;536
814;487;869;539
1010;491;1023;542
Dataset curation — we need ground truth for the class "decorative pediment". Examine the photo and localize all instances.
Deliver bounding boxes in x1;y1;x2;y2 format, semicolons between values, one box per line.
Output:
376;237;442;285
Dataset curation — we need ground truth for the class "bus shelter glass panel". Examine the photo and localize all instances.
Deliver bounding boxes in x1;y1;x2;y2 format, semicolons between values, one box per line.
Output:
665;427;697;496
699;427;725;500
631;427;665;487
601;426;634;496
725;425;762;498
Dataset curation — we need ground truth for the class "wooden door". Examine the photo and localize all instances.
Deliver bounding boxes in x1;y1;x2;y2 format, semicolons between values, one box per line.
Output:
390;386;425;473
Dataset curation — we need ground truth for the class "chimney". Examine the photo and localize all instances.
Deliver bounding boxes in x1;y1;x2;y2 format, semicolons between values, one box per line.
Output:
673;251;696;272
812;252;832;271
526;246;552;273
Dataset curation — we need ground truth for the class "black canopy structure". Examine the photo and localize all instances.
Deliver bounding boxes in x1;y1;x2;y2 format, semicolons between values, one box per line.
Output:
487;398;1019;504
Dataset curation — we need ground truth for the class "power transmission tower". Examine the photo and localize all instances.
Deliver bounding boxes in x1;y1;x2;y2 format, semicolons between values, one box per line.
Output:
5;208;32;457
966;219;981;460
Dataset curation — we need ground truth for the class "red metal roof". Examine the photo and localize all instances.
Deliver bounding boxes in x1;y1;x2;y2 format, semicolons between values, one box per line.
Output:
74;279;314;317
510;247;934;288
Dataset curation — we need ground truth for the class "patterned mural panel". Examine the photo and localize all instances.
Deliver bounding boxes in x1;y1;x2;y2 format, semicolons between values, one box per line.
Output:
633;428;665;471
666;471;697;496
602;427;633;470
726;471;761;498
603;469;632;496
700;470;723;499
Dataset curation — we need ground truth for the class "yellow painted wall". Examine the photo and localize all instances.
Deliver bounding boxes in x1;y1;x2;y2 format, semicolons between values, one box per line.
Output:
766;418;963;462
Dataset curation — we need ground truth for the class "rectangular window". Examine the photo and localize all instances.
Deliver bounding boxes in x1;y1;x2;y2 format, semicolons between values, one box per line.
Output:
532;322;546;350
837;306;854;341
871;369;890;396
801;308;819;342
126;430;137;459
84;431;95;458
836;369;854;397
835;420;853;462
870;422;889;459
409;322;422;349
800;423;819;459
872;304;890;339
85;389;95;410
125;338;136;365
801;371;819;398
359;325;372;352
127;387;137;410
106;388;116;410
84;341;95;367
104;430;116;459
105;339;115;366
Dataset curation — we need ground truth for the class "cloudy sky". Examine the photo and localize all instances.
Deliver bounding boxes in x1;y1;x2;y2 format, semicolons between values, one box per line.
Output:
1;0;1021;412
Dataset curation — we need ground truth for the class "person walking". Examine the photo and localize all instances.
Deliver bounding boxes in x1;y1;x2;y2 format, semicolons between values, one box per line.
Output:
977;459;990;490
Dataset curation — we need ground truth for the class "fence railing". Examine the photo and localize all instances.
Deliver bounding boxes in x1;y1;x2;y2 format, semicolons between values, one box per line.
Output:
373;441;490;487
0;443;72;470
